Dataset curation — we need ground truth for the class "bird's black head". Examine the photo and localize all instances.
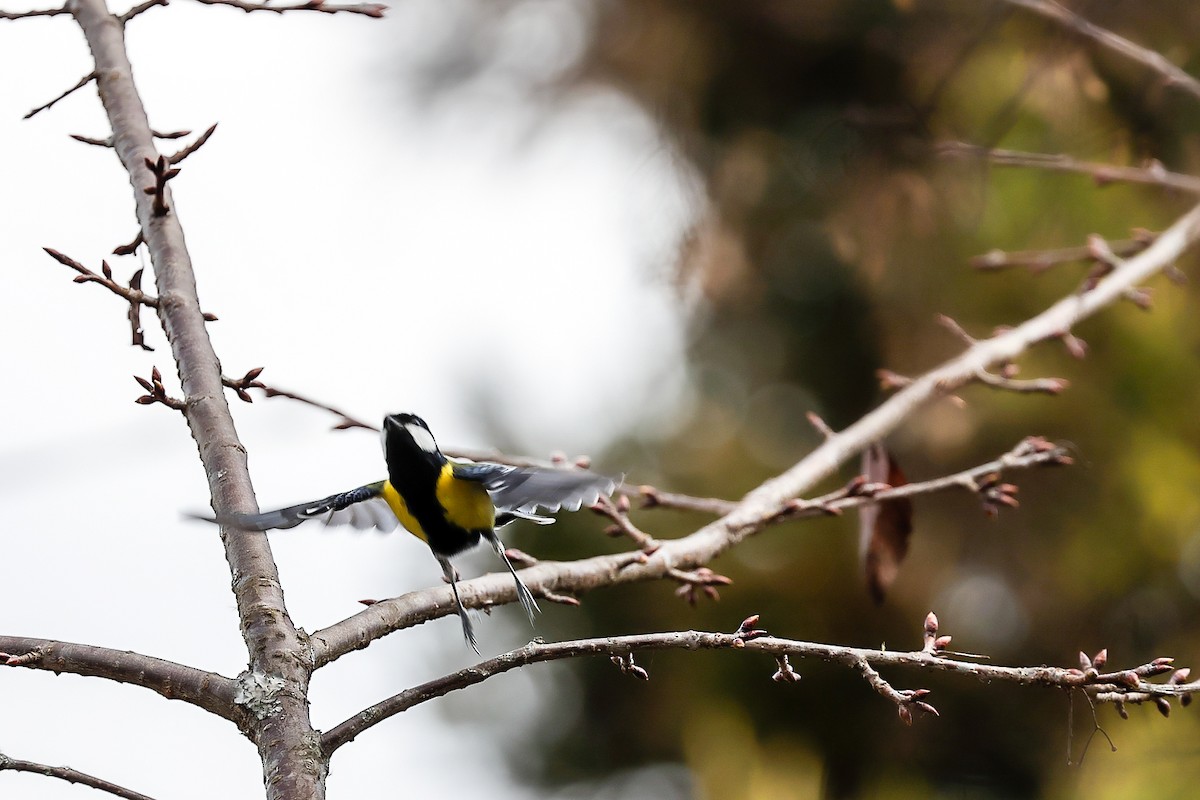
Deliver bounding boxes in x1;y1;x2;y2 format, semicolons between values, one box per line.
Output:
382;413;441;460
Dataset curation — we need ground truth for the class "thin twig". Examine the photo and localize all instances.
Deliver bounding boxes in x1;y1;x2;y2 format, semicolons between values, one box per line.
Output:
592;495;659;552
971;231;1157;272
119;0;169;22
319;613;1189;755
0;753;158;800
0;5;68;19
70;132;112;147
999;0;1200;104
23;71;96;119
166;123;218;165
192;0;386;16
939;142;1200;194
635;437;1070;520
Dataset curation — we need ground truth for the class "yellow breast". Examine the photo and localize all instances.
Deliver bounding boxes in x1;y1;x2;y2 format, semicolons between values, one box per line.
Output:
436;464;495;532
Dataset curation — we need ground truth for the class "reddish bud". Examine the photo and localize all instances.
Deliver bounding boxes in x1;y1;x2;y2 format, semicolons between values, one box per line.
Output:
924;612;939;636
914;702;940;717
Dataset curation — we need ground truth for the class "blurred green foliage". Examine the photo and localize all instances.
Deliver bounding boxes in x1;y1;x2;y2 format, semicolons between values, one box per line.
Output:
412;1;1200;796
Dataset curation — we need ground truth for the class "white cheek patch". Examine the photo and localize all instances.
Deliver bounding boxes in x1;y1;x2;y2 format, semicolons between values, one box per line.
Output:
406;423;439;454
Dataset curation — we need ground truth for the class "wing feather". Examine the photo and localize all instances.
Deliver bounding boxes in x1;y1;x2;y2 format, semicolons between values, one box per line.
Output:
453;462;619;516
202;481;393;532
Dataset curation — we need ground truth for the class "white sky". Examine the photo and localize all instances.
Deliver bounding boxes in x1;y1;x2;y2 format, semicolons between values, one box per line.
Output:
0;1;698;797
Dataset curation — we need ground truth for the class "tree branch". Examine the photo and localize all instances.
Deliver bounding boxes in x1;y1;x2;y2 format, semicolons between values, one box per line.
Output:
119;0;168;23
999;0;1200;103
0;636;245;727
319;613;1192;755
310;203;1200;669
0;5;68;19
971;230;1157;272
67;0;327;796
191;0;386;17
637;437;1069;520
0;752;158;800
23;71;96;119
939;142;1200;194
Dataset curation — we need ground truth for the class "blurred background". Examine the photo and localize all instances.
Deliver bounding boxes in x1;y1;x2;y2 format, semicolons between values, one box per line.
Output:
4;0;1200;798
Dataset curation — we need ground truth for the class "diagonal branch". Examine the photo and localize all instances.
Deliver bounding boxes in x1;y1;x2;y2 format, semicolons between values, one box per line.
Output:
23;71;96;119
0;636;245;728
999;0;1200;103
319;615;1191;755
310;203;1200;669
0;752;158;800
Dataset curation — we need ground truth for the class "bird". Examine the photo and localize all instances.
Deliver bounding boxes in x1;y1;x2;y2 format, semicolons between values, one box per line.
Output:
201;412;619;652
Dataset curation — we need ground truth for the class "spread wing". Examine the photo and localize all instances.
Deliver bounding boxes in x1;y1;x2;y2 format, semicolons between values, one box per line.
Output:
196;481;398;532
452;462;620;516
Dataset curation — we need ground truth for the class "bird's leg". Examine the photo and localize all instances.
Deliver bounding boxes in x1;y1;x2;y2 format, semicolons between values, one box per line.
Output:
484;530;540;623
438;555;479;654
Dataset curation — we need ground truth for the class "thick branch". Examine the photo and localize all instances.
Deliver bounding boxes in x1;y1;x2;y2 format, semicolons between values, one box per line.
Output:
320;625;1189;754
311;203;1200;668
0;636;244;727
0;753;158;800
67;0;323;796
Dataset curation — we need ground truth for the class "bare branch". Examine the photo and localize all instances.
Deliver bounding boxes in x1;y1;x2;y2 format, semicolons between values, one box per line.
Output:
637;437;1069;521
0;5;68;19
940;142;1200;194
592;494;659;552
0;753;158;800
23;71;96;119
191;0;386;17
972;231;1157;272
70;132;113;147
1000;0;1200;103
320;614;1190;755
0;636;244;727
166;122;218;165
311;204;1200;669
68;0;331;794
119;0;169;23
